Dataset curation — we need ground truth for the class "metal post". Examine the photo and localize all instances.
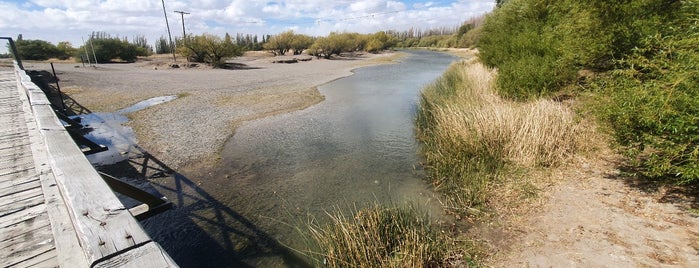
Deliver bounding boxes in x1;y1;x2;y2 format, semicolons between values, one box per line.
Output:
82;37;91;66
161;0;177;62
50;63;67;112
89;38;98;65
1;37;23;70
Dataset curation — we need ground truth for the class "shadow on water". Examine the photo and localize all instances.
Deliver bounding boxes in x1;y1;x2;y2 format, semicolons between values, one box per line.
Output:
103;152;312;267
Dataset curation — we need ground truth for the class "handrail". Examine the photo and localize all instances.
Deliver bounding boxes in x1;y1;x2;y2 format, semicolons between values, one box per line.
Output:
1;37;24;70
12;61;177;267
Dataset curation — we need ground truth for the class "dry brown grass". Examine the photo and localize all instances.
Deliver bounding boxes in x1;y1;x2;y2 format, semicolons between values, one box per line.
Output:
417;60;586;209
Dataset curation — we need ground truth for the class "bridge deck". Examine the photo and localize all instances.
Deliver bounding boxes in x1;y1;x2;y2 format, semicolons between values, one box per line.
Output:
0;68;176;267
0;70;62;267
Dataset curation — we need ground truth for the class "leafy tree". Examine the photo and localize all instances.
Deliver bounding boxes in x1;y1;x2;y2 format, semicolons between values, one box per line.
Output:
56;42;76;60
77;32;150;63
290;34;313;55
263;30;294;56
179;33;242;68
155;36;174;54
308;32;354;59
365;31;395;53
14;39;60;60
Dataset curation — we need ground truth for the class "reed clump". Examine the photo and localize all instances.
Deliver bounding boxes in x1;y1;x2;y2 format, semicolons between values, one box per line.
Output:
416;60;582;209
306;204;472;267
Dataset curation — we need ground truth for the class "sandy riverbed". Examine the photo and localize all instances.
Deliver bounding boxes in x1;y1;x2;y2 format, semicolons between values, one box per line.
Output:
26;51;402;170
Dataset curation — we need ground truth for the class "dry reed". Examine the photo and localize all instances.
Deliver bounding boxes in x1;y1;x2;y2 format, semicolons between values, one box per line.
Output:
417;60;582;208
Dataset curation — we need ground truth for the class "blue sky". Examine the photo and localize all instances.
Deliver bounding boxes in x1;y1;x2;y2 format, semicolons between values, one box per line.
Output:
1;0;495;49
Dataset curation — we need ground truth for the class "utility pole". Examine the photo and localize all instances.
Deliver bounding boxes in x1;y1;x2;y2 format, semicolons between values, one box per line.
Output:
160;0;176;62
174;10;190;62
174;11;190;40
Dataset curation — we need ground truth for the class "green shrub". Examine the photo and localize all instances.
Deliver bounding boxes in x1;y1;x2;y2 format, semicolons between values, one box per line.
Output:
592;0;699;184
477;0;679;100
179;33;242;68
14;39;61;60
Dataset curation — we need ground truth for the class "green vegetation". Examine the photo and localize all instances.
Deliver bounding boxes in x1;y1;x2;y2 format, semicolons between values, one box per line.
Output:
591;1;699;184
263;30;313;56
306;204;472;267
305;31;396;59
179;33;243;68
477;0;699;185
81;32;151;63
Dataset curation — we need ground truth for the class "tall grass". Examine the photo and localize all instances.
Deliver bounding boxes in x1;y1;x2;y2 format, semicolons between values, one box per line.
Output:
417;60;582;209
305;204;472;267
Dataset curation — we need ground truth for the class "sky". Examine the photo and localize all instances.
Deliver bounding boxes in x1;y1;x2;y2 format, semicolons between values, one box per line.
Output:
0;0;495;51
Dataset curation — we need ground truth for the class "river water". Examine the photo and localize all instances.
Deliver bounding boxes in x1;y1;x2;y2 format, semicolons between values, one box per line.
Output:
144;50;459;267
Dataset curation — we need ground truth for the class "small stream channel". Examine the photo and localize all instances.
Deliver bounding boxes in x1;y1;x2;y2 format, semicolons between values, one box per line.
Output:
142;50;460;267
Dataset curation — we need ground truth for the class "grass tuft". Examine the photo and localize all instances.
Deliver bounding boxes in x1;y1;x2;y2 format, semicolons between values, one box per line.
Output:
416;60;582;210
305;204;475;267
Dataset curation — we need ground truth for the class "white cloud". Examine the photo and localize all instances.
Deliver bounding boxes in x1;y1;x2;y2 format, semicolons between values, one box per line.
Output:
0;0;495;50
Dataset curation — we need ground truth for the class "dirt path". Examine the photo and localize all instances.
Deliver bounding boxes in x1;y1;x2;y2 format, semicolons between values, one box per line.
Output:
493;152;699;267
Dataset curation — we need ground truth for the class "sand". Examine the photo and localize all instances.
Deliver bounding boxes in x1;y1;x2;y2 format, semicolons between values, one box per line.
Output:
30;51;401;169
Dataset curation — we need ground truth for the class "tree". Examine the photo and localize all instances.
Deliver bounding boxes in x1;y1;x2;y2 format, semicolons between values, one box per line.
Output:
56;42;76;60
263;30;295;56
155;36;173;54
180;33;242;68
14;39;60;60
308;32;354;59
290;34;313;55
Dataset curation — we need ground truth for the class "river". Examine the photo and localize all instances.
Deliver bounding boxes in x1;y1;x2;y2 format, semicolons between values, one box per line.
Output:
143;49;459;267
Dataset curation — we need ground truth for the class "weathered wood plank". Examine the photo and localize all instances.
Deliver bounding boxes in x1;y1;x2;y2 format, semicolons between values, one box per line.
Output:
0;160;33;175
0;177;40;197
93;242;178;268
0;219;52;251
14;69;90;268
20;248;58;268
42;130;151;262
1;238;55;267
20;70;166;266
0;170;36;188
0;212;50;242
0;203;46;228
0;187;44;210
0;191;44;217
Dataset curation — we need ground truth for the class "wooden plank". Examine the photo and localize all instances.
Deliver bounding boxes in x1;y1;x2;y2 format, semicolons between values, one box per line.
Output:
0;171;36;188
0;184;42;208
42;130;152;263
0;157;33;173
0;203;46;228
0;176;40;197
1;238;55;267
20;248;58;268
0;219;52;251
37;171;90;268
93;242;178;268
16;69;90;268
24;74;158;266
0;212;50;242
0;190;44;216
13;65;176;267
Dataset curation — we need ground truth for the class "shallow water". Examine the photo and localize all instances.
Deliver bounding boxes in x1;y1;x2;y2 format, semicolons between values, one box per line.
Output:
222;50;457;212
144;50;460;267
77;95;177;165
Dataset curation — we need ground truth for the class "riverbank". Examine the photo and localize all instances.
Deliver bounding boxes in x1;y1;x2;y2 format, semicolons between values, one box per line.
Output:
31;51;402;170
415;55;699;267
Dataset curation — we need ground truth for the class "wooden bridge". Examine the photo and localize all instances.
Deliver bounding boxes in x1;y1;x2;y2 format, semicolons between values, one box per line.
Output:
0;63;177;267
